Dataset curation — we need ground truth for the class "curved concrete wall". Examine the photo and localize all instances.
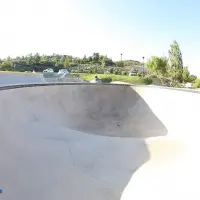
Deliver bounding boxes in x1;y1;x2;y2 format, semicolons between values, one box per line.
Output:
133;86;200;138
0;84;169;138
0;83;199;200
0;83;198;138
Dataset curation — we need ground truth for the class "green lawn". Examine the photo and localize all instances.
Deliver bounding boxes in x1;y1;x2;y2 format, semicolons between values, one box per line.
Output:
76;73;150;84
0;71;153;85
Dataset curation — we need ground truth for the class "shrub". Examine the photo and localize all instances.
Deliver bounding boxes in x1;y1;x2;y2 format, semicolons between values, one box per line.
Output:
88;68;93;74
174;83;184;88
137;71;142;77
116;61;124;67
71;69;77;73
170;81;184;88
98;70;104;74
101;77;112;83
109;68;114;74
159;77;171;86
148;74;157;78
114;70;118;75
189;75;197;82
141;77;153;85
121;71;127;76
192;78;200;88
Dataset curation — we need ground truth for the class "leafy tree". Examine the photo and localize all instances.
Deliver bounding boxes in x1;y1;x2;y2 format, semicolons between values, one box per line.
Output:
189;75;197;82
64;57;70;68
182;67;190;82
121;71;127;76
141;77;153;85
146;56;168;77
192;78;200;88
40;55;49;63
99;55;104;62
92;53;100;63
123;60;143;66
59;56;66;64
137;71;142;77
33;53;40;64
116;61;124;67
167;40;183;82
1;57;13;70
105;57;114;66
82;55;87;64
101;57;106;73
109;68;114;74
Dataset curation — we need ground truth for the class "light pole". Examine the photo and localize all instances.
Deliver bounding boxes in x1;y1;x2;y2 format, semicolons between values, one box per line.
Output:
142;56;145;76
121;53;123;61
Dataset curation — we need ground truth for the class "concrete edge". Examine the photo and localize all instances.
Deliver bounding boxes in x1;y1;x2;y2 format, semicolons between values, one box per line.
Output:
0;82;199;94
0;82;131;91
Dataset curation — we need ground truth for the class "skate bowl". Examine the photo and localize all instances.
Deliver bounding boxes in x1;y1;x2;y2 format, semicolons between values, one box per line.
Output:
0;83;199;200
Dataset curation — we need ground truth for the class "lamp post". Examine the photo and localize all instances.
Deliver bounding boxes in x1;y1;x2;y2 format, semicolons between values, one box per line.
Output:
121;53;123;61
142;56;145;76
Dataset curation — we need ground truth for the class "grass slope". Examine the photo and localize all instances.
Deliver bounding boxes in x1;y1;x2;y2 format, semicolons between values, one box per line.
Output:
78;74;147;84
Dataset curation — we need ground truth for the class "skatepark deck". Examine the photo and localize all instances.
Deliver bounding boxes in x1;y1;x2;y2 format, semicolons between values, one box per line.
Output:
0;83;199;200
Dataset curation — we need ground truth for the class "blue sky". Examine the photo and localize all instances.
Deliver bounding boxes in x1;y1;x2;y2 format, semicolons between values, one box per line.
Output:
0;0;200;75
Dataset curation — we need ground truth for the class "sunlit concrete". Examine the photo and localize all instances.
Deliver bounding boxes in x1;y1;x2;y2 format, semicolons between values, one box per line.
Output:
0;83;199;200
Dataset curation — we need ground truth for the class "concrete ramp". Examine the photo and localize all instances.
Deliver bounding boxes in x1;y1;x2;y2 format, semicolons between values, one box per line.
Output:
0;83;199;200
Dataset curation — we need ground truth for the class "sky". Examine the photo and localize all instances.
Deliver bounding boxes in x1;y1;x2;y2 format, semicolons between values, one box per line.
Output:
0;0;200;75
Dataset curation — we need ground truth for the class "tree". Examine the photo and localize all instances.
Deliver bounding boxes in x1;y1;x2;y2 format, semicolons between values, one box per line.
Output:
109;68;114;74
105;57;114;66
167;40;183;82
101;57;106;73
137;71;142;77
146;56;168;77
116;61;124;67
40;55;49;63
189;75;197;82
1;57;13;70
192;78;200;88
33;53;40;64
64;57;70;68
182;67;190;82
92;53;100;63
121;71;127;75
82;55;87;64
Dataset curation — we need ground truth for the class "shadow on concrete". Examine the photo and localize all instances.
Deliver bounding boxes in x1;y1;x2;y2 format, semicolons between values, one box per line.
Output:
59;85;168;138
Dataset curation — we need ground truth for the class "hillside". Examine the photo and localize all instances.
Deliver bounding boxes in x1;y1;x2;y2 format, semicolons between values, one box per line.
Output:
0;53;145;74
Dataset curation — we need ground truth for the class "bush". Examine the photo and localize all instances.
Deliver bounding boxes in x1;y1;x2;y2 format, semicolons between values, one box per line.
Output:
174;83;184;88
116;61;124;67
148;74;157;78
171;81;184;88
189;75;197;82
114;70;119;75
70;73;80;78
101;77;112;83
159;77;171;86
137;71;142;77
109;68;114;74
88;68;93;74
141;77;153;85
121;71;127;76
192;78;200;88
71;69;76;73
